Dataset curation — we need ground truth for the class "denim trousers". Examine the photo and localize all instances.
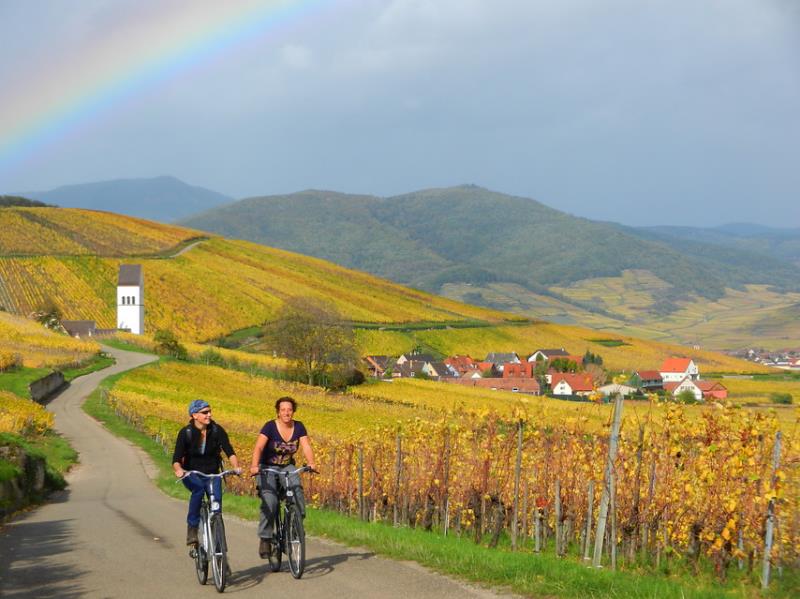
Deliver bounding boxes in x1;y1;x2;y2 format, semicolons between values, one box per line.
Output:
183;473;222;527
257;464;305;539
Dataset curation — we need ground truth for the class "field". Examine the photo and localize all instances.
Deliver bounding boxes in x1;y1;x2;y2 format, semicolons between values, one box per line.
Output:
354;321;772;374
445;273;800;351
0;311;98;368
0;390;54;436
105;358;799;586
0;207;199;256
0;235;512;341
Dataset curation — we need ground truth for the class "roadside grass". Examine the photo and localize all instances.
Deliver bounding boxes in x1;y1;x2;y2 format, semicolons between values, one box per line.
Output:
100;338;155;354
0;367;51;398
61;352;115;381
0;431;76;489
0;352;115;399
81;370;799;598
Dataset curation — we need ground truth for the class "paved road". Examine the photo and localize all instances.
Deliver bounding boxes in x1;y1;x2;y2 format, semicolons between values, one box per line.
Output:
0;347;515;598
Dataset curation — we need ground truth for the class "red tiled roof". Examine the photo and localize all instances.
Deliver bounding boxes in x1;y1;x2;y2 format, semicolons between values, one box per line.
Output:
635;370;662;379
660;358;692;372
551;372;594;392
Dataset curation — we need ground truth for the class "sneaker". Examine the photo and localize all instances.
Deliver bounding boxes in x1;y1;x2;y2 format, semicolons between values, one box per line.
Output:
187;525;199;546
259;538;272;559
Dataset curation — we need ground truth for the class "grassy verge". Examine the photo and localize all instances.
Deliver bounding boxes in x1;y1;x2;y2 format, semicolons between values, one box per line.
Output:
81;370;798;598
0;367;51;398
100;338;156;354
0;431;77;489
61;352;116;381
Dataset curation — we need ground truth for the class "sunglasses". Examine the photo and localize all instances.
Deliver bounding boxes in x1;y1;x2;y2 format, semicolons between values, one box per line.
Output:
197;409;212;415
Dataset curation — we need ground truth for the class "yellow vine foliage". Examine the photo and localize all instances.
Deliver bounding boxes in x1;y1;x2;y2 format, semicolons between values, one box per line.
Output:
106;359;799;573
0;311;98;368
0;391;54;435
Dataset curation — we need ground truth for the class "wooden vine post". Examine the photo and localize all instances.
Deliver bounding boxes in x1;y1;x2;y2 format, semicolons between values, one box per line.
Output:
762;431;782;589
511;419;523;550
592;394;623;568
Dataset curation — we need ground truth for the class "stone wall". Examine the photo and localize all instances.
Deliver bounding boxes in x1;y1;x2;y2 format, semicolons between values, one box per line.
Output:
0;445;47;521
28;371;66;404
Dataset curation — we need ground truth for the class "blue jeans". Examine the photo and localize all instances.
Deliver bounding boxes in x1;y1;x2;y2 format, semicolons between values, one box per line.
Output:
183;473;222;527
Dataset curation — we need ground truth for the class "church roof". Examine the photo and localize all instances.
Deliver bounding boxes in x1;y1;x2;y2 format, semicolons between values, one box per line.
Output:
118;264;143;286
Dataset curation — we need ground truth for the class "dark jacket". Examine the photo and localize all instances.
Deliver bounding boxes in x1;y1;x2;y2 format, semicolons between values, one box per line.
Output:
172;420;236;474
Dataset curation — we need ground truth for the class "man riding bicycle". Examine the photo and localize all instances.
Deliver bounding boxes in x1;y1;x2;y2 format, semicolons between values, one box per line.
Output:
249;396;316;559
173;399;241;546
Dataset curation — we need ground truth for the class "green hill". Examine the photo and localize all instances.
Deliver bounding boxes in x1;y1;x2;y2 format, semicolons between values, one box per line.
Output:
179;186;800;349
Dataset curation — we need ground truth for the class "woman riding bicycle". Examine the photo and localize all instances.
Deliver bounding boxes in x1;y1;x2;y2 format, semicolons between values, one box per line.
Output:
173;399;241;546
249;396;316;559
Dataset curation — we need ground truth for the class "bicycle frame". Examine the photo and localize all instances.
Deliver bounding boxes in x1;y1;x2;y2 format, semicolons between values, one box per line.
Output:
180;469;237;591
259;465;314;578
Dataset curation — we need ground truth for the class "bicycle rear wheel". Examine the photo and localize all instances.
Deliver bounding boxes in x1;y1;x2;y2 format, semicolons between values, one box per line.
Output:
287;508;305;579
267;507;283;572
195;508;209;585
210;515;228;592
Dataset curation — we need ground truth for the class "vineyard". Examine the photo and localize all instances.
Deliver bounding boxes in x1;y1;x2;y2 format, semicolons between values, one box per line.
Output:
0;311;98;368
0;207;199;256
0;236;512;341
0;391;54;436
105;359;799;584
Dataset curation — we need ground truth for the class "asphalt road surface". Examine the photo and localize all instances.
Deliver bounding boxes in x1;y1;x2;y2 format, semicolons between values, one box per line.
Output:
0;347;515;598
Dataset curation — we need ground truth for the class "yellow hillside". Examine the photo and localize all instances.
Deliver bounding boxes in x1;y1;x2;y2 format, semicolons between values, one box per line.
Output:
0;206;771;374
0;311;98;368
0;207;199;256
355;321;772;374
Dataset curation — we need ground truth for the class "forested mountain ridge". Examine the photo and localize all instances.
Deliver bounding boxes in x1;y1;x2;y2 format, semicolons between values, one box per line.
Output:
181;185;800;303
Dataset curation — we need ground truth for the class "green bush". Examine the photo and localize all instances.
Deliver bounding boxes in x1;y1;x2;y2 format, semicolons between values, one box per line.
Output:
770;392;793;405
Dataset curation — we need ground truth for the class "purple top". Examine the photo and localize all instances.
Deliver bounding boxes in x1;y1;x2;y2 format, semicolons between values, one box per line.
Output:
259;419;308;466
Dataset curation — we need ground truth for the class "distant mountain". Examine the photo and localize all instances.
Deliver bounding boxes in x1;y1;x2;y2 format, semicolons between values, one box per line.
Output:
642;224;800;267
181;185;800;306
21;176;232;222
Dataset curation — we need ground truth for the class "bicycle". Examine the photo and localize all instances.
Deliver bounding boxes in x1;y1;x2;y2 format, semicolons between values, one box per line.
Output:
258;465;316;579
179;469;239;592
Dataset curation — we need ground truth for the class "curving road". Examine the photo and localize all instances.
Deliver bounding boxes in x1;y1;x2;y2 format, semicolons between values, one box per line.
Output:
0;347;515;598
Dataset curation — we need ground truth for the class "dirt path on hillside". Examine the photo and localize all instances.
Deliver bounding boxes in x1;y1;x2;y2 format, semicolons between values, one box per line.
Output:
0;347;518;598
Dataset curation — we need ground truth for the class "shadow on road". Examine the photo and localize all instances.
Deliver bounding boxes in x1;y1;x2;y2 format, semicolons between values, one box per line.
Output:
221;550;375;592
0;509;87;599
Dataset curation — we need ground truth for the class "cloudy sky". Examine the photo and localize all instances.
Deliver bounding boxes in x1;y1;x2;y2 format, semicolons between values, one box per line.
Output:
1;0;798;226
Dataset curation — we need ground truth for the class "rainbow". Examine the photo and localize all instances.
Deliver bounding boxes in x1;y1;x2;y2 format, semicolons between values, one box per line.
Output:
0;0;328;173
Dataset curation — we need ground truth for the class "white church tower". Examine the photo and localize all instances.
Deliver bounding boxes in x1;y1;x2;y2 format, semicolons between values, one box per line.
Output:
117;264;144;335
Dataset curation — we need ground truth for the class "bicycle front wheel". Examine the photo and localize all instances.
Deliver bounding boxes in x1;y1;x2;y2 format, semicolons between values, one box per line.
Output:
195;508;209;585
210;515;228;592
268;508;283;573
287;508;305;579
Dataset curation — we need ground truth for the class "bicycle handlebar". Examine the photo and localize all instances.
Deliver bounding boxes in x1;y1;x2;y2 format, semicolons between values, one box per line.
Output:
177;468;241;482
258;465;317;476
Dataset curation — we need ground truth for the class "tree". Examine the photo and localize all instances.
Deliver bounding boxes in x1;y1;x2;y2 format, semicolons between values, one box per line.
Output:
676;389;698;404
263;296;358;387
154;329;188;360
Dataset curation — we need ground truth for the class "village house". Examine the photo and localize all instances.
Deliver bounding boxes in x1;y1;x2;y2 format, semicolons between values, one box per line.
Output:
422;361;458;380
62;320;97;339
502;361;535;378
484;352;520;372
396;352;436;366
444;355;479;376
660;358;699;383
631;370;663;390
363;355;392;378
527;348;569;362
664;378;728;401
550;372;594;397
